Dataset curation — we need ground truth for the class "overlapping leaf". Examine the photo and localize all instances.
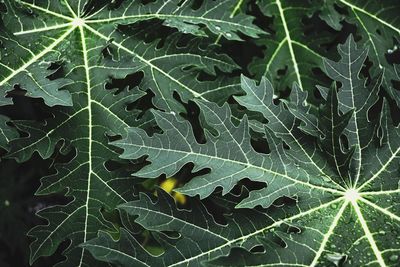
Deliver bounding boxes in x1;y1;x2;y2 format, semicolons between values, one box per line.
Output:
82;189;277;267
0;0;262;266
336;0;400;105
249;0;400;105
109;37;400;266
90;0;264;40
0;115;17;151
249;0;342;94
1;1;399;266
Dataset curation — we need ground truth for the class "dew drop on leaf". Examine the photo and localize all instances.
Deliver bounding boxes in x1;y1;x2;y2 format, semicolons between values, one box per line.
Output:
326;253;346;267
321;176;331;182
387;45;398;54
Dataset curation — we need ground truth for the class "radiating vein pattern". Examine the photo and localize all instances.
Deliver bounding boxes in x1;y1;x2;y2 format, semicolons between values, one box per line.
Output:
1;1;399;267
104;36;400;267
0;0;264;266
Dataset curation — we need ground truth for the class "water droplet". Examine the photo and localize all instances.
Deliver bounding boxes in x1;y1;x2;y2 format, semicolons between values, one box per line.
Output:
215;26;221;31
379;230;386;235
4;200;10;206
389;254;399;262
322;176;331;182
170;111;176;115
226;32;232;38
326;253;346;267
330;244;336;249
387;45;398;54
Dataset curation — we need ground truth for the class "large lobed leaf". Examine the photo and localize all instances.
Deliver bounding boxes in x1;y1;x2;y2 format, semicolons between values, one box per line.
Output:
1;1;399;266
106;37;400;266
337;0;400;106
248;0;400;106
249;0;342;95
0;0;262;266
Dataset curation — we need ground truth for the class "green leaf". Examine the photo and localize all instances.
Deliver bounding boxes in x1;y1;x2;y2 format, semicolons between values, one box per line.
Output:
90;0;264;40
249;0;341;94
110;36;400;266
0;115;17;151
0;1;73;106
0;0;263;264
81;189;277;267
1;1;399;266
336;0;400;105
318;84;355;183
85;23;241;112
113;96;340;208
0;0;252;113
322;35;383;187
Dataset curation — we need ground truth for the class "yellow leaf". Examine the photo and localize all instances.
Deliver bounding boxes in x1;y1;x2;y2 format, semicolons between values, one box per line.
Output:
158;178;186;204
173;192;187;205
159;178;178;193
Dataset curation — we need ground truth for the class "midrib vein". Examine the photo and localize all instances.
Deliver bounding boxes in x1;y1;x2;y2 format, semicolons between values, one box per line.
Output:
310;201;349;266
241;78;346;191
20;1;73;20
78;25;92;267
124;142;343;195
358;146;400;190
339;0;400;34
353;201;387;267
85;13;256;31
275;0;303;89
347;42;362;187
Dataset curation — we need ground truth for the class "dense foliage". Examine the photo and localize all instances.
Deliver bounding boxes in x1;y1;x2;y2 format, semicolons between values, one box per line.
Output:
0;1;399;266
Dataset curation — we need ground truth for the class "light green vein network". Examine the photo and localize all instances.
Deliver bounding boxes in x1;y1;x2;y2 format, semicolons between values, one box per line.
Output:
0;1;399;266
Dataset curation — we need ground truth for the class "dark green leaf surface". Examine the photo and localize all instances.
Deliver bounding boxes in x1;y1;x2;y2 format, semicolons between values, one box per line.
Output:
90;0;264;40
249;0;340;94
337;0;400;105
110;37;400;266
0;1;399;267
0;115;17;150
0;0;263;265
